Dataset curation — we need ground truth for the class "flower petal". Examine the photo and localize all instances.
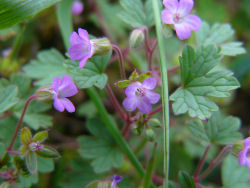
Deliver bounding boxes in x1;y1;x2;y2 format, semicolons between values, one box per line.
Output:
184;14;201;31
175;23;191;40
62;98;75;113
79;56;89;68
247;160;250;169
51;77;61;92
70;32;82;45
53;97;65;112
125;83;140;97
72;0;84;15
78;28;90;41
244;137;250;147
58;75;78;98
137;99;152;114
178;0;194;16
145;91;161;104
142;78;157;90
238;150;247;165
69;43;90;61
122;97;137;112
163;0;179;13
161;9;174;25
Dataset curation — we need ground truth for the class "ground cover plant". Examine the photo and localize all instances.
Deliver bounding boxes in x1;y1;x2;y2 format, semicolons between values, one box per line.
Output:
0;0;250;187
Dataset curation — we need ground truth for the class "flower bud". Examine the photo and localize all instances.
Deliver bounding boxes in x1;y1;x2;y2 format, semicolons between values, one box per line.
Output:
35;85;54;102
90;38;112;56
149;118;162;128
146;128;155;142
129;28;145;48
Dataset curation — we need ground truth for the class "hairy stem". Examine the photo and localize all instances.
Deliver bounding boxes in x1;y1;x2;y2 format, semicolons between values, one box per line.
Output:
112;44;126;80
106;84;127;120
194;145;211;179
152;1;171;187
7;95;37;152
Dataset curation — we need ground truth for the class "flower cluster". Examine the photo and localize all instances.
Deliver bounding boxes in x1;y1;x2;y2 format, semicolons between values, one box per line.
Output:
161;0;201;40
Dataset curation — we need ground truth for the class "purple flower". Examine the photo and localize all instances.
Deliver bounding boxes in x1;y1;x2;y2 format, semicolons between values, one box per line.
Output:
51;75;78;113
161;0;201;40
31;141;44;152
122;78;160;114
238;137;250;169
69;28;93;68
72;0;84;15
111;175;123;188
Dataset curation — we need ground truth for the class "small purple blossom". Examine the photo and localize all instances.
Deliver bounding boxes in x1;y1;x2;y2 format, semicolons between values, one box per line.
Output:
161;0;201;40
122;78;160;114
69;28;93;68
111;175;123;188
72;0;84;15
51;75;78;113
238;137;250;169
31;141;44;152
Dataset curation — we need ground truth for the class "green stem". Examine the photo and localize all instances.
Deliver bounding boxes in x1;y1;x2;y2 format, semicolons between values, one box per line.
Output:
152;1;170;187
56;0;144;177
9;24;27;61
87;88;145;176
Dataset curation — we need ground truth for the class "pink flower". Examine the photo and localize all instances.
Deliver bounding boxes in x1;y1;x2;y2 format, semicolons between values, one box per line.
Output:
69;28;93;68
161;0;201;40
238;137;250;169
122;78;160;114
72;0;84;15
51;75;78;113
31;141;44;152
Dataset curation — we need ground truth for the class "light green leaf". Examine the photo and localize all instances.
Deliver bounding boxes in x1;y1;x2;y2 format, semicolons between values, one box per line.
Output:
222;155;250;188
0;85;18;113
196;22;246;56
189;111;242;145
0;0;61;29
25;151;37;174
118;0;159;27
37;156;54;173
178;171;196;188
20;127;32;145
77;118;124;173
23;49;110;89
36;145;60;159
170;45;240;120
10;73;31;98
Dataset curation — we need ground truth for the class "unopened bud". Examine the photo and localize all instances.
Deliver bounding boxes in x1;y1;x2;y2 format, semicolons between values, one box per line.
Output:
90;38;112;56
35;86;54;102
129;28;145;48
149;118;162;128
232;140;244;157
146;128;155;142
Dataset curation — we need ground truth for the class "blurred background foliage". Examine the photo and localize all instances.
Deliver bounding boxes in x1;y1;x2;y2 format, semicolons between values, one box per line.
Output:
0;0;249;187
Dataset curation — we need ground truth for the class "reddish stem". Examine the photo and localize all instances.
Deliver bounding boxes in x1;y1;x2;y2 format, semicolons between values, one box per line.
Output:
147;105;163;119
112;44;126;80
106;84;127;120
168;65;180;74
0;111;13;120
194;145;211;179
7;95;37;152
152;173;164;185
122;113;131;139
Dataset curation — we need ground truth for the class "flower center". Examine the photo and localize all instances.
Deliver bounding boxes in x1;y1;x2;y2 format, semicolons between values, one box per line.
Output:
30;141;44;152
135;87;146;97
173;14;182;23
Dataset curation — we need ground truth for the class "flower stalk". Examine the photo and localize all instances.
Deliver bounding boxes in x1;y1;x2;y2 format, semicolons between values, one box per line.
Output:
112;44;126;80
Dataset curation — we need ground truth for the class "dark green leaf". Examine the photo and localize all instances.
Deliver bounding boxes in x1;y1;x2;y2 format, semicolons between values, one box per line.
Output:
0;153;10;168
13;156;30;177
10;73;31;98
25;151;37;174
170;45;240;120
0;0;61;29
178;171;196;188
189;111;242;145
0;85;18;113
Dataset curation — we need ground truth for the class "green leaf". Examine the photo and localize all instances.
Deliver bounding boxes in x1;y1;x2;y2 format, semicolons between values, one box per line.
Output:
189;111;242;145
221;155;250;188
77;118;124;173
20;127;32;145
33;130;48;143
0;0;61;29
37;156;54;173
137;72;152;82
25;151;37;174
10;73;31;98
118;0;158;27
0;85;18;113
116;80;132;88
23;49;110;89
77;101;97;118
0;153;10;168
36;145;60;159
178;171;196;188
196;22;246;56
170;45;240;120
13;156;30;177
